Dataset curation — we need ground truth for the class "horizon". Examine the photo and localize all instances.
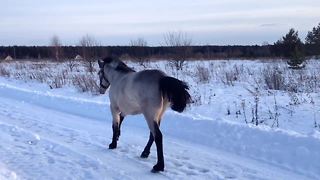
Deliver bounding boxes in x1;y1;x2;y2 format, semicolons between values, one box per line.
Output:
1;0;320;46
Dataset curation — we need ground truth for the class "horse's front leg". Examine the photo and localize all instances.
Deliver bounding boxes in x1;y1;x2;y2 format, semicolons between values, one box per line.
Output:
109;107;124;149
140;132;154;158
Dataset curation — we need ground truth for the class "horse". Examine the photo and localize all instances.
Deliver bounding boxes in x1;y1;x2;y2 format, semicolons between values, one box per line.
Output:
98;57;191;172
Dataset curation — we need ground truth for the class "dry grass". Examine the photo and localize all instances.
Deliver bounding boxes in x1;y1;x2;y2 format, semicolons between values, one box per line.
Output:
0;65;10;77
2;59;320;100
195;66;210;83
72;74;99;94
0;61;100;94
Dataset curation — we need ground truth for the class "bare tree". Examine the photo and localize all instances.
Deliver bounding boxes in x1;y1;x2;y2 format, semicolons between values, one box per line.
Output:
130;37;148;47
129;37;148;66
50;35;63;61
79;34;99;73
163;31;192;70
67;59;77;72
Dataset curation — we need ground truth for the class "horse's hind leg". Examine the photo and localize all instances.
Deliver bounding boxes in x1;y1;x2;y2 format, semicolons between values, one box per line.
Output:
140;132;154;158
143;102;167;172
144;116;164;172
109;108;124;149
151;121;164;172
141;105;166;158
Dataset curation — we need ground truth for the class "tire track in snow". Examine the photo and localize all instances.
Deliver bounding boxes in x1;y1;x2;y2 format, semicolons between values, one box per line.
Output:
0;98;155;180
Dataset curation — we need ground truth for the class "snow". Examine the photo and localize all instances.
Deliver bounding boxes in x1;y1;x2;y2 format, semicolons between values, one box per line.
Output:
0;76;319;180
0;163;19;180
1;59;320;179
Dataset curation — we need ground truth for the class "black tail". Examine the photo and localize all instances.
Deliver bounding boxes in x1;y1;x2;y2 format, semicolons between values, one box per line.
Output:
159;76;191;113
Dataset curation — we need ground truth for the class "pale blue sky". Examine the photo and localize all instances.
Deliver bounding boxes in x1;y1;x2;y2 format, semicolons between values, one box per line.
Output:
1;0;320;46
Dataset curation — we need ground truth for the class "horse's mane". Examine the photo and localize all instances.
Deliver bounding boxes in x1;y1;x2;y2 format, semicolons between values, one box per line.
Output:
115;61;136;73
102;56;135;73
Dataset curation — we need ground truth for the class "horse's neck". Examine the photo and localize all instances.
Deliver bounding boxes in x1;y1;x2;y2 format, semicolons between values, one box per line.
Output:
107;69;129;84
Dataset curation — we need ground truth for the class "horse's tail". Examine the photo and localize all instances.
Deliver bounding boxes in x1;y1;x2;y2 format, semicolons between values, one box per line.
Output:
159;76;191;113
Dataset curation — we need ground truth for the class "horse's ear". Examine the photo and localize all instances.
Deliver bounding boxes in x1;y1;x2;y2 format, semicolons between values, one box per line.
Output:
98;60;104;68
117;61;128;70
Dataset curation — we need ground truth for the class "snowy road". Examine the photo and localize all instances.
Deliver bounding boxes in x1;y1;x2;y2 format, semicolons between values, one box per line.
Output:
0;81;317;180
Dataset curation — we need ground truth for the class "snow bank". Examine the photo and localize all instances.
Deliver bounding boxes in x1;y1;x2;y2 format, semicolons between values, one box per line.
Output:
162;114;320;179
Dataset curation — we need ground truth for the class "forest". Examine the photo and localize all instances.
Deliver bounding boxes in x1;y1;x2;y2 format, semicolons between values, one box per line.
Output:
1;23;319;62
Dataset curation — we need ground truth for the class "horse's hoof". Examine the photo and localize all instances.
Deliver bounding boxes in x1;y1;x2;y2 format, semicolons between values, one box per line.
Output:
151;163;164;173
108;142;117;149
140;151;150;158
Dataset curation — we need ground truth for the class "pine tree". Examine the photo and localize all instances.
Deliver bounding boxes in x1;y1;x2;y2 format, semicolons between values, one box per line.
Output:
274;28;305;68
306;23;320;44
305;23;320;56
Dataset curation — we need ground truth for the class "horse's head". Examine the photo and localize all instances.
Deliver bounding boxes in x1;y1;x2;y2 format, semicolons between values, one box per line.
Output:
97;57;112;94
98;56;135;94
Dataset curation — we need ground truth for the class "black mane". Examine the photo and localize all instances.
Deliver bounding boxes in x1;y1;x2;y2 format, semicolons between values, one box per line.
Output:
103;57;113;64
102;56;135;73
116;61;135;73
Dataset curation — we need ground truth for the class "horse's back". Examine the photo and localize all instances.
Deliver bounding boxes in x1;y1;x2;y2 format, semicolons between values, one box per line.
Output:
132;70;168;115
131;69;166;98
112;70;166;115
134;70;166;85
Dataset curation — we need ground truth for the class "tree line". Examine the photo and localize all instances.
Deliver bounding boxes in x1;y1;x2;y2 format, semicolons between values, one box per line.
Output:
1;23;319;65
0;44;274;60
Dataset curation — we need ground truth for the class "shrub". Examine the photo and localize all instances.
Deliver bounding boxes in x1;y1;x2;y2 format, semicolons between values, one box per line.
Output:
0;65;10;77
72;74;99;94
262;66;285;90
195;66;210;83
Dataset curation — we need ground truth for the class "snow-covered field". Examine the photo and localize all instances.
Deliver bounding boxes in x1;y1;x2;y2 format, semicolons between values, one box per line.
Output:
0;59;320;179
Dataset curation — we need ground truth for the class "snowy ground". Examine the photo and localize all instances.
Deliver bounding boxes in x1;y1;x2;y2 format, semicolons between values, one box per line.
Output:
2;59;320;134
0;77;319;180
0;59;320;179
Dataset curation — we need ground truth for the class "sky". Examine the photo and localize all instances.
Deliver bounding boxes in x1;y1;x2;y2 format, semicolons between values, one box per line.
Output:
1;0;320;46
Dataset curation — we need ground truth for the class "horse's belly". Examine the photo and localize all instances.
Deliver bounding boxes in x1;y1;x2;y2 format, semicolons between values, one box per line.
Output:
120;107;141;115
118;102;142;116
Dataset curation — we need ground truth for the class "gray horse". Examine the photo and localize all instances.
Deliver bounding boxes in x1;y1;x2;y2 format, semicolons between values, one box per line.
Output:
98;57;191;172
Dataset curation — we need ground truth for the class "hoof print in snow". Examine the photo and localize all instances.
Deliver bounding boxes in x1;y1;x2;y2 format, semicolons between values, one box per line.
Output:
27;140;37;145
